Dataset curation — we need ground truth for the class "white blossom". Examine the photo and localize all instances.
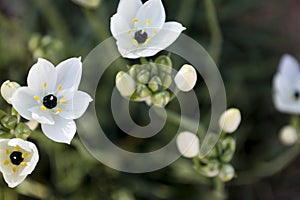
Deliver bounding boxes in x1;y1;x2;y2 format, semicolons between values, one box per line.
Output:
174;64;197;92
176;131;199;158
219;108;241;133
1;80;20;104
0;138;39;188
110;0;185;58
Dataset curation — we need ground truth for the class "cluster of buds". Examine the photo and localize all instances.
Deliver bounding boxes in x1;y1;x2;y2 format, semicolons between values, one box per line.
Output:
176;108;241;182
116;56;197;107
28;34;64;61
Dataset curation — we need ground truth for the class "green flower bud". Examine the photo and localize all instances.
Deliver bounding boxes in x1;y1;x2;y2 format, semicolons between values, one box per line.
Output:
148;76;162;92
1;115;18;130
218;137;236;162
198;159;220;177
161;74;172;89
151;91;170;107
136;85;152;99
14;123;31;139
137;70;150;84
218;164;235;182
0;130;11;138
0;110;7;120
155;55;172;70
116;71;136;97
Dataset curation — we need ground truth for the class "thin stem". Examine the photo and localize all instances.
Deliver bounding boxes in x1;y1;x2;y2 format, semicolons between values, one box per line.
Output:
204;0;223;64
213;177;226;200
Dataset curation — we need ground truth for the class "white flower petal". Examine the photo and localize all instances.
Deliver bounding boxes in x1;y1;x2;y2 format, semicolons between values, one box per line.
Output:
10;87;37;121
111;14;131;39
176;131;199;158
174;64;197;92
116;36;141;58
219;108;241;133
117;0;142;24
116;71;136;97
278;54;300;80
41;116;77;144
136;0;165;29
279;125;298;146
59;91;92;120
27;58;57;94
149;22;186;50
3;173;27;188
56;57;82;91
29;107;55;125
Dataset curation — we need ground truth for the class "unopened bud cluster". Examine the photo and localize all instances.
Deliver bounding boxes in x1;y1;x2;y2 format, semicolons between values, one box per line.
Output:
116;55;174;107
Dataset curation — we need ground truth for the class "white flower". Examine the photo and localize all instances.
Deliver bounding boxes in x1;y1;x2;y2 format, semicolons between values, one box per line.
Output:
0;138;39;188
10;58;93;144
176;131;199;158
110;0;186;59
116;71;136;97
174;64;197;92
219;108;241;133
1;80;20;104
273;54;300;114
279;125;298;146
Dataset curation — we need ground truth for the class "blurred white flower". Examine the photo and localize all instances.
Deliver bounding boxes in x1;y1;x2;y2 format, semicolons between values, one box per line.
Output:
0;138;39;188
279;125;298;146
219;108;241;133
116;71;136;97
174;64;197;92
176;131;199;158
11;58;92;144
1;80;20;104
110;0;185;59
273;54;300;114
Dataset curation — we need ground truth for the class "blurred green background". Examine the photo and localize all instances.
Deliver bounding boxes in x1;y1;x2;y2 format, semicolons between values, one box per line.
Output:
1;0;300;199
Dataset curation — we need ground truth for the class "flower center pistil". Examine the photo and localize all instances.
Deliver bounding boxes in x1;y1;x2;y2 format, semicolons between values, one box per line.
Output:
134;30;148;44
10;151;24;165
43;94;57;109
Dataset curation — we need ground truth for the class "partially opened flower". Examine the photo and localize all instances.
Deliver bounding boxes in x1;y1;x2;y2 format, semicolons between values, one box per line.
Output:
273;54;300;114
0;138;39;188
174;64;197;92
176;131;199;158
10;58;92;144
219;108;241;133
110;0;186;58
1;80;20;104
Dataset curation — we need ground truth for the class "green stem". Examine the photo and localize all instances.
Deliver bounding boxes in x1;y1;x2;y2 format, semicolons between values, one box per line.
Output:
213;177;226;200
204;0;223;64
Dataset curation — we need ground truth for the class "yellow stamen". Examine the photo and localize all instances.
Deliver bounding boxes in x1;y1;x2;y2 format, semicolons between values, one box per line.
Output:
57;108;62;113
132;39;139;45
132;18;138;23
22;152;28;158
4;160;10;165
154;29;158;34
43;82;47;89
146;19;151;24
128;30;132;34
40;106;47;111
12;166;17;173
145;38;151;44
60;99;67;103
6;149;10;155
14;145;20;151
34;96;40;101
58;84;62;91
20;162;27;167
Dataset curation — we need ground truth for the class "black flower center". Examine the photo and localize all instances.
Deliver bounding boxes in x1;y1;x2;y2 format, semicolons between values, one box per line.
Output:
294;91;300;100
43;94;57;109
134;30;148;44
10;151;24;165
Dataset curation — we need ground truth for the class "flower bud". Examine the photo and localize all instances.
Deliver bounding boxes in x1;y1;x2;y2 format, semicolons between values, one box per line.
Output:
176;131;200;158
14;123;31;139
155;55;172;70
219;108;241;133
148;76;162;92
25;120;39;131
198;159;220;177
116;71;136;97
279;125;298;146
151;91;170;107
1;115;18;130
218;164;235;182
219;137;236;162
1;80;20;104
174;64;197;92
137;69;150;84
